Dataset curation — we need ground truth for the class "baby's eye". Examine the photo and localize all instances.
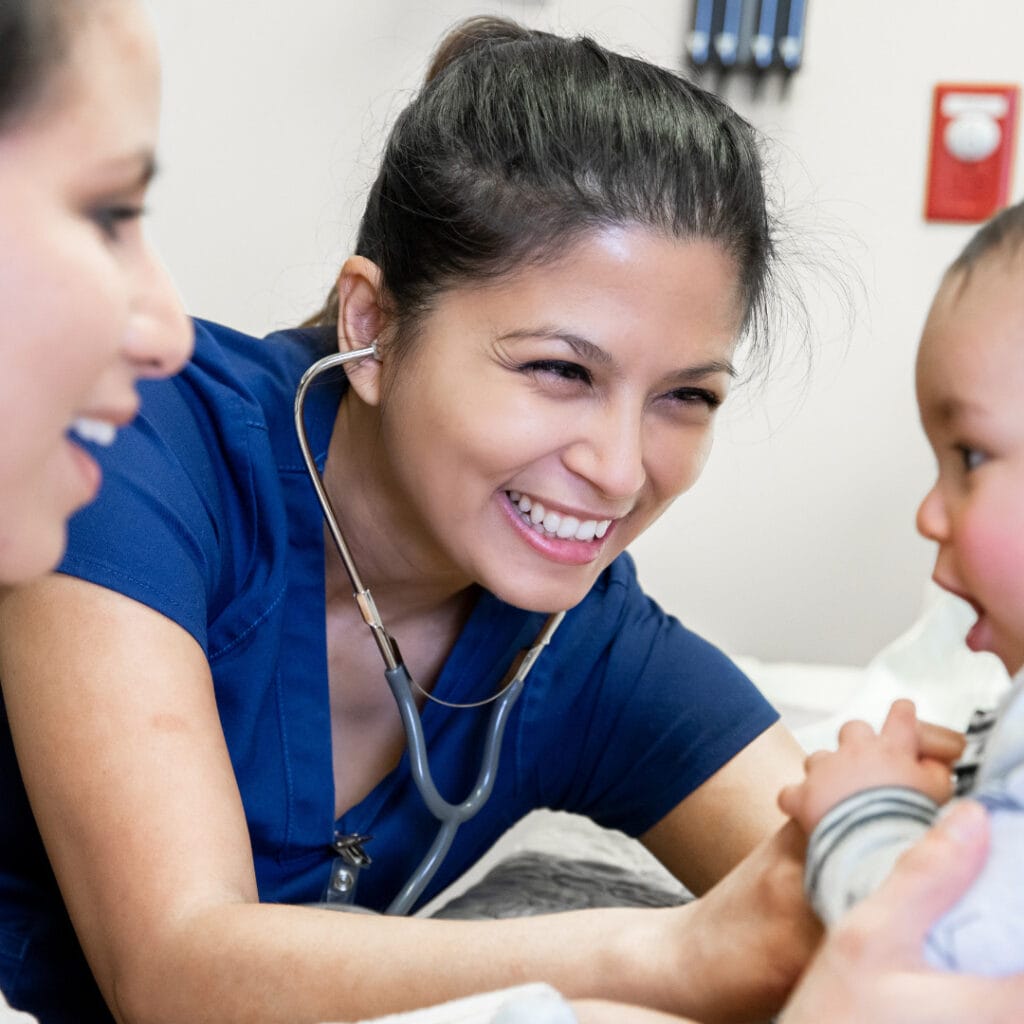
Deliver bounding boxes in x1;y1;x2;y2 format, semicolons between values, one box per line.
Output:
958;445;988;472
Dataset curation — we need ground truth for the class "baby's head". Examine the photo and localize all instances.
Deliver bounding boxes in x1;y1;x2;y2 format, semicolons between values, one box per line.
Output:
915;201;1024;675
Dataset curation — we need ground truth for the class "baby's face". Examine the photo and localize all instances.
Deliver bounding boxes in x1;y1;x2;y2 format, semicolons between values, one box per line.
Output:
915;257;1024;675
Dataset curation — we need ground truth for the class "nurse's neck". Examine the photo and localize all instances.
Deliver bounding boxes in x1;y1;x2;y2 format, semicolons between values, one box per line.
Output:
321;389;476;623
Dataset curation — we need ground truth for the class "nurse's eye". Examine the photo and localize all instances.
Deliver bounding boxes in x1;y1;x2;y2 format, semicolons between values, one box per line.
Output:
667;387;722;411
520;360;593;386
91;204;145;242
957;444;988;472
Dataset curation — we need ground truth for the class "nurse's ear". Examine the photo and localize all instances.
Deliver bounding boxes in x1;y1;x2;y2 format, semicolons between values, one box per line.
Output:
336;255;388;406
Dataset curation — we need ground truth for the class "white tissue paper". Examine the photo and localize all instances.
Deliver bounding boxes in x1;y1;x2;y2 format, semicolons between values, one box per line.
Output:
738;586;1011;752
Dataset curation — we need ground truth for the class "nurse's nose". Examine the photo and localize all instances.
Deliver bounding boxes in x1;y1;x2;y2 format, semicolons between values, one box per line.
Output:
563;401;646;501
123;241;193;379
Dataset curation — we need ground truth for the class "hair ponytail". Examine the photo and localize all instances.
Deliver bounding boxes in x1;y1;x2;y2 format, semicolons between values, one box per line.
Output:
424;16;537;83
308;16;779;371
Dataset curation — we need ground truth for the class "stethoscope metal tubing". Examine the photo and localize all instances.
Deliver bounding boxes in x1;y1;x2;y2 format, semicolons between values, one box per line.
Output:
294;348;565;914
294;346;400;671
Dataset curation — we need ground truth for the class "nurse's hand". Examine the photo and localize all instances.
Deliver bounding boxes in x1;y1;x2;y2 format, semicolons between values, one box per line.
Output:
669;819;822;1023
779;801;1024;1024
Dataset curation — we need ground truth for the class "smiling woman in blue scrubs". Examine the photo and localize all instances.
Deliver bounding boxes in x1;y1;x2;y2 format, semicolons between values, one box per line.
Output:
0;15;818;1024
0;1;192;1020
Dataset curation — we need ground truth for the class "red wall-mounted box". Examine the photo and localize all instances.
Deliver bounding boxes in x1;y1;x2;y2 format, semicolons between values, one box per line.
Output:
924;83;1019;223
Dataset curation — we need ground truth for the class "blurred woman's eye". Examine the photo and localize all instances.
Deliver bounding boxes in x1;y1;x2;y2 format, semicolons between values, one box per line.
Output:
91;204;145;242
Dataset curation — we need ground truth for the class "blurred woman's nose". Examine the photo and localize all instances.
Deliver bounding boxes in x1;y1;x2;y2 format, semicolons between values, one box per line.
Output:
916;482;949;543
563;402;646;501
123;244;193;378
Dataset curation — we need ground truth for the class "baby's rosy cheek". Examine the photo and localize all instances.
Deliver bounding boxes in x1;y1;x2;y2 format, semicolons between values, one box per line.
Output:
976;534;1024;605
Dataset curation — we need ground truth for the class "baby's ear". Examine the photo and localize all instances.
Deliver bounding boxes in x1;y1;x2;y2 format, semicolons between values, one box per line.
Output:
336;256;387;405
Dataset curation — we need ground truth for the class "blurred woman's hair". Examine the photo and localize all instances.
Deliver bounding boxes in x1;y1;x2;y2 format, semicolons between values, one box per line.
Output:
0;0;80;129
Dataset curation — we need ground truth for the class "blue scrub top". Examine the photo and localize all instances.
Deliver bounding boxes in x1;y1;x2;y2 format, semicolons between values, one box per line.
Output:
0;319;778;1024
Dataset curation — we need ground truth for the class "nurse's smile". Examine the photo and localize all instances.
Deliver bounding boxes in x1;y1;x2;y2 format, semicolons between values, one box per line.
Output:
501;489;616;566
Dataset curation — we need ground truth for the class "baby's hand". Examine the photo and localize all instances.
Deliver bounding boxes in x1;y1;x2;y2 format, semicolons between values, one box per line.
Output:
915;717;967;768
779;700;955;835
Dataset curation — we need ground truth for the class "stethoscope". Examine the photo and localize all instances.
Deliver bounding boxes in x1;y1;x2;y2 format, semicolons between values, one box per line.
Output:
294;342;565;915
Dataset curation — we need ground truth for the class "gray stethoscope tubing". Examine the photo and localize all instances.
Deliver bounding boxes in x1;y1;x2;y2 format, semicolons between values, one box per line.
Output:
293;346;565;915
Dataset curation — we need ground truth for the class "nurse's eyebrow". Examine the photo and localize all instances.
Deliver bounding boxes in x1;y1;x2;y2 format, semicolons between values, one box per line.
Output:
498;328;613;365
667;359;737;382
497;327;736;378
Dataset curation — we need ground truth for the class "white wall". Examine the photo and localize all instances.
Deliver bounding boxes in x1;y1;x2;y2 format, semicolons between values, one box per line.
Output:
144;1;1024;665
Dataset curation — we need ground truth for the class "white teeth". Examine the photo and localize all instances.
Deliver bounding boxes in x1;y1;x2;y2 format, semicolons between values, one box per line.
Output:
70;417;116;447
507;491;612;543
557;516;579;539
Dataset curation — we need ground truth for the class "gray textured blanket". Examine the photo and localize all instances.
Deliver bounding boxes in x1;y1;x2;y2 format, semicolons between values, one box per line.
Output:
432;852;689;919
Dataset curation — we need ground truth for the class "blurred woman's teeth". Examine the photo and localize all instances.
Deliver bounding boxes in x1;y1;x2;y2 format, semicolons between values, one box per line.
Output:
507;491;610;542
70;417;116;446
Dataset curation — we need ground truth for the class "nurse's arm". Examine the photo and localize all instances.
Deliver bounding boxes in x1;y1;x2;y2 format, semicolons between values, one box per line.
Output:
0;577;803;1024
641;719;805;892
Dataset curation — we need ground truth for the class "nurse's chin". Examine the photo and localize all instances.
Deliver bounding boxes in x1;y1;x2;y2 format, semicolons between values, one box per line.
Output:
486;570;603;616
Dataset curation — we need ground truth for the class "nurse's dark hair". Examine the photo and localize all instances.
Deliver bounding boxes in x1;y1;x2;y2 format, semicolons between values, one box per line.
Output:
948;199;1024;284
307;16;781;367
0;0;83;129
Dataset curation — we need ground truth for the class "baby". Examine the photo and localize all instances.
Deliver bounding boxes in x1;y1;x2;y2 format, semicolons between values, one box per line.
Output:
780;199;1024;976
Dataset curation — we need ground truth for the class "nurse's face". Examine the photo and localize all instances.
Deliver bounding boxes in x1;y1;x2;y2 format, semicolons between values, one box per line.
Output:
0;0;192;583
375;226;743;613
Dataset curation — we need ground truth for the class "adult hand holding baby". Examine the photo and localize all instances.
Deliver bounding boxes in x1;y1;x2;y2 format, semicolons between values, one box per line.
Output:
780;800;1024;1023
